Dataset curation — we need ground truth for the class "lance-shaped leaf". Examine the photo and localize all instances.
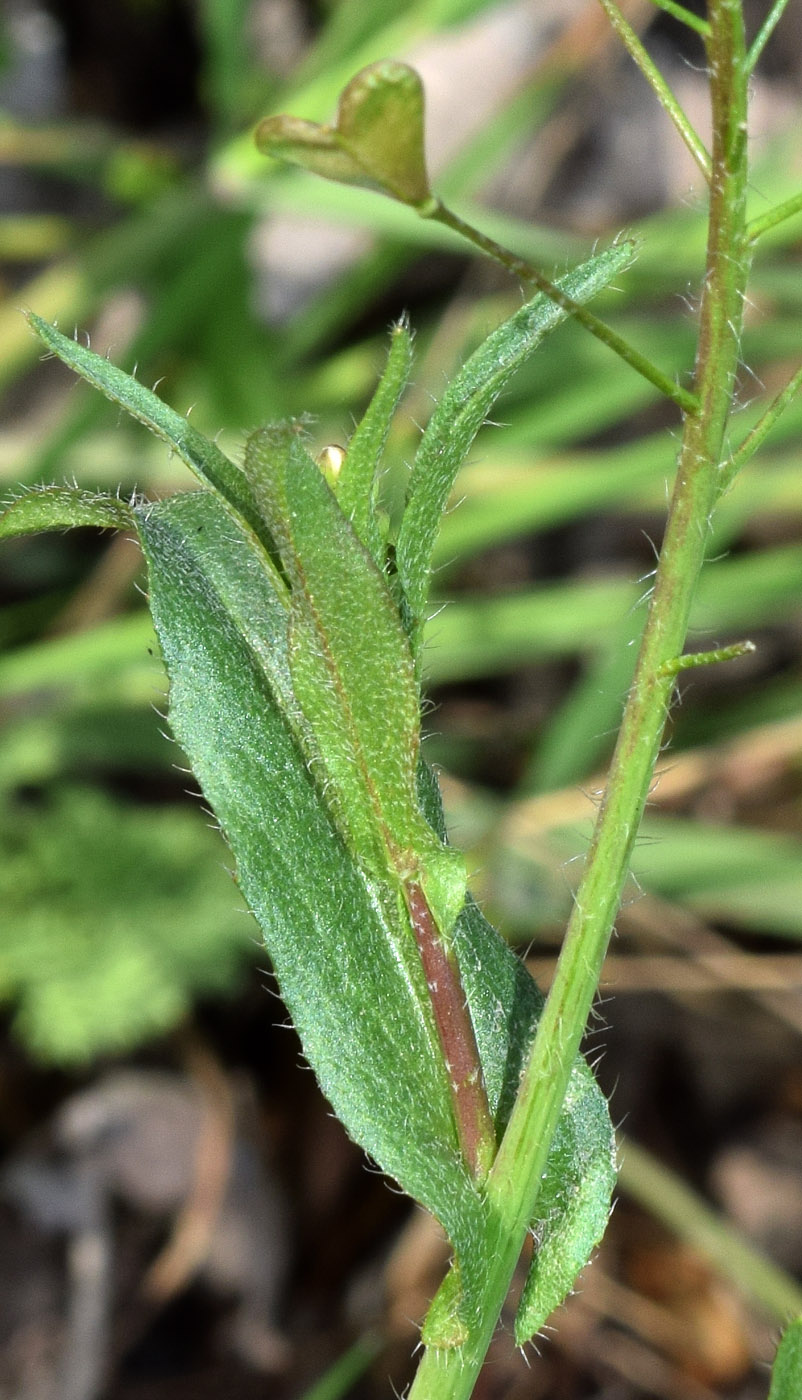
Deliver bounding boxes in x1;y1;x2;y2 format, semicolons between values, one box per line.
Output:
242;423;466;934
335;318;414;570
26;314;269;546
513;1071;616;1343
0;486;135;539
396;242;636;651
256;61;432;208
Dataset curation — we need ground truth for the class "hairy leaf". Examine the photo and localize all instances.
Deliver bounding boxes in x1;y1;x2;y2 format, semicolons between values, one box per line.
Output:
134;491;614;1337
513;1071;615;1343
769;1319;802;1400
0;486;134;538
336;318;413;568
134;488;482;1253
242;424;466;931
396;243;636;648
26;314;267;543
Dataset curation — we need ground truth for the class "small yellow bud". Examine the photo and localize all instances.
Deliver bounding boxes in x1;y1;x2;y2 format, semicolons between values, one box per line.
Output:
316;444;346;486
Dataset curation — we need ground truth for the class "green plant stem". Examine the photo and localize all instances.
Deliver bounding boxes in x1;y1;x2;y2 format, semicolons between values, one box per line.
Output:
422;200;700;416
719;360;802;494
408;4;749;1396
599;0;711;180
744;0;791;74
747;189;802;243
656;639;754;676
649;0;711;37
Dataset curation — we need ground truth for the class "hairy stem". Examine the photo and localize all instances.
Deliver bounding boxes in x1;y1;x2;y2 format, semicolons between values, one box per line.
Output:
650;0;711;37
747;188;802;242
720;361;802;492
423;199;699;415
405;881;495;1182
744;0;791;74
408;3;750;1395
599;0;711;180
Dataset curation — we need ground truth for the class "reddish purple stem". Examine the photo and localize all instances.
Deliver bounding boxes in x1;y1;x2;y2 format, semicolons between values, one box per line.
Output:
405;881;496;1182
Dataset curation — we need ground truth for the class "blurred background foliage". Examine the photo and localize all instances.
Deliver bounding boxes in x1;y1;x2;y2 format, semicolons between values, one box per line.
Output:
1;1;802;1398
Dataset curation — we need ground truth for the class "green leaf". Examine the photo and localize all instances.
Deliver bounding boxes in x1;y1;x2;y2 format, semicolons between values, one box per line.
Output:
256;61;432;208
25;314;267;542
395;243;637;648
132;487;482;1259
336;317;414;568
138;485;295;717
242;423;466;932
513;1070;615;1343
133;486;615;1341
0;485;134;539
769;1318;802;1400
